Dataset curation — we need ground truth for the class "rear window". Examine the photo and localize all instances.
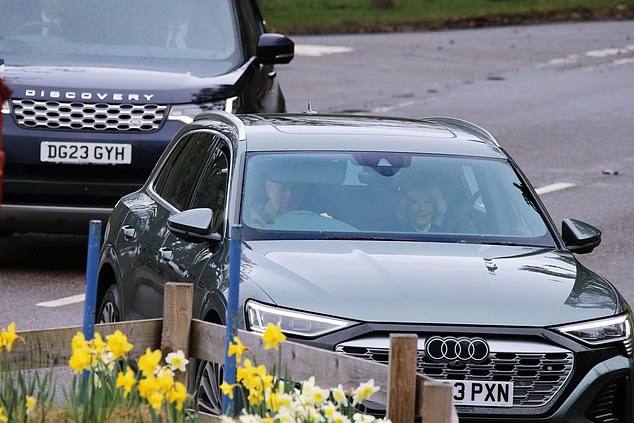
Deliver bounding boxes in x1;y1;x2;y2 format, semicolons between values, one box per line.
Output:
240;151;557;247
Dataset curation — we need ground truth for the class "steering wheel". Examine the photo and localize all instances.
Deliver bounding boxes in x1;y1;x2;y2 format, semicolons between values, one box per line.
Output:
10;21;61;36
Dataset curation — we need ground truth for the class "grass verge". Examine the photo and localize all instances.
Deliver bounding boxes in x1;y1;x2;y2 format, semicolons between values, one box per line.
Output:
259;0;634;34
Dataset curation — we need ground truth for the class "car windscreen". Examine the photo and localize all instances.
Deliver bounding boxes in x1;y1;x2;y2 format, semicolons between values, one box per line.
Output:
240;152;557;247
0;0;242;76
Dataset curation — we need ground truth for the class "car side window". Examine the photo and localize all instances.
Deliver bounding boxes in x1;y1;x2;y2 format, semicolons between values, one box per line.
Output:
154;133;213;210
190;142;230;234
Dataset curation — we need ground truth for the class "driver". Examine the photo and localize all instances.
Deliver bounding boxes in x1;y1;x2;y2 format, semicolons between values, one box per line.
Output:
248;178;306;227
39;0;65;35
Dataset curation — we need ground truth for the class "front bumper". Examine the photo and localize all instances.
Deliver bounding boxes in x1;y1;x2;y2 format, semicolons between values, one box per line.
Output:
298;322;633;423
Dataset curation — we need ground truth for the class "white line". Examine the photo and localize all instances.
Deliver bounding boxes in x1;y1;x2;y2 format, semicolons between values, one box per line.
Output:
535;182;575;195
37;294;85;308
371;100;417;114
295;44;353;57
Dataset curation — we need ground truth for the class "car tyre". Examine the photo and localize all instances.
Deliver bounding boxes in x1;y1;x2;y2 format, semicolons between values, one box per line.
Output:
97;285;121;324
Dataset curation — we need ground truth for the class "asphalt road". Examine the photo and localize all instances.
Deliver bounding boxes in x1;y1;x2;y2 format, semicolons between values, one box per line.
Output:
0;20;632;331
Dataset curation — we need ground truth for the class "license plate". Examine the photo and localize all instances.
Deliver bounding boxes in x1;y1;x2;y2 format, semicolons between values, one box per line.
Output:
40;142;132;165
448;380;514;407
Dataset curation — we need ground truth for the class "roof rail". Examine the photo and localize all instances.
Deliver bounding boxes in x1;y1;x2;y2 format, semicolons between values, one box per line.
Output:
425;116;500;147
194;111;246;141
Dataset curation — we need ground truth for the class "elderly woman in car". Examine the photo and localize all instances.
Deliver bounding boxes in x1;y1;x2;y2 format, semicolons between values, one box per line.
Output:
393;182;447;232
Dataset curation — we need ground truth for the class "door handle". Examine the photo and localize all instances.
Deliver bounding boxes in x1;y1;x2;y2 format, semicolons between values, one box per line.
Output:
121;225;136;240
158;247;173;261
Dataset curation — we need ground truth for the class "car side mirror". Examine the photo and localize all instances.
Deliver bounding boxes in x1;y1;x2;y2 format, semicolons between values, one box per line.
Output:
257;33;294;65
167;208;222;243
561;218;601;254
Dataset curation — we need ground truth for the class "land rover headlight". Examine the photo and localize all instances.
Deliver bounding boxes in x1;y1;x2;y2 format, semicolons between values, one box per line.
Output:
1;99;9;114
246;300;353;337
167;96;238;124
555;313;633;356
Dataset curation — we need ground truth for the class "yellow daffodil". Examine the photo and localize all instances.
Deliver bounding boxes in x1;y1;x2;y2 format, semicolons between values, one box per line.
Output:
165;350;189;372
277;393;293;411
228;336;246;362
167;381;188;410
156;367;175;393
220;381;235;399
116;366;137;398
352;379;379;405
237;359;256;386
147;390;164;411
248;388;264;405
25;396;36;415
0;322;19;352
261;322;286;350
89;332;107;359
71;331;87;352
0;406;7;423
69;345;92;374
106;330;134;360
138;374;160;400
138;348;162;377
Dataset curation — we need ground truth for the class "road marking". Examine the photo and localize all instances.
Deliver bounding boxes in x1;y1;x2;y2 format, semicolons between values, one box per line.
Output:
295;44;353;57
535;182;575;195
37;294;85;308
585;45;634;58
371;100;416;114
538;44;634;69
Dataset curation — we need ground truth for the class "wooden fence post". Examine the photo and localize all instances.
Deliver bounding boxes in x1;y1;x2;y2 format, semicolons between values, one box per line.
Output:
161;282;194;384
387;334;418;423
420;381;455;423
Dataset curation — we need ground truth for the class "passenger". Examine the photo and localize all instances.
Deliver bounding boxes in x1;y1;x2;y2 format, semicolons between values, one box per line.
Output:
248;178;306;227
393;182;447;232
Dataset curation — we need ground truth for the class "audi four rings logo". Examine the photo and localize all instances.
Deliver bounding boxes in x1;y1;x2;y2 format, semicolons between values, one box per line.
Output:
425;336;490;362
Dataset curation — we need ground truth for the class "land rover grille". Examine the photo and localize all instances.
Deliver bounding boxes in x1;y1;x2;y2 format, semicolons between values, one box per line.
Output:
11;99;167;132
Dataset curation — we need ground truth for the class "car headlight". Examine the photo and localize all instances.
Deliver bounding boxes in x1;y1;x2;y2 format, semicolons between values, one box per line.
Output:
1;99;9;114
555;313;633;356
167;96;238;124
245;300;353;337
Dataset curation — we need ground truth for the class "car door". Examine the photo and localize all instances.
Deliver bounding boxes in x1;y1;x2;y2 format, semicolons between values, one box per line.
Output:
154;132;231;319
123;131;215;319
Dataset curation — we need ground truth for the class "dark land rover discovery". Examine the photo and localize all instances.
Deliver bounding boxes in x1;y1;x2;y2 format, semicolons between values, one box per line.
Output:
0;0;293;235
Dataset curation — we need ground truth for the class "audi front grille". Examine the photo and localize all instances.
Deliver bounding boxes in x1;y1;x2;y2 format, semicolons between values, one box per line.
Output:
10;99;167;132
336;336;574;408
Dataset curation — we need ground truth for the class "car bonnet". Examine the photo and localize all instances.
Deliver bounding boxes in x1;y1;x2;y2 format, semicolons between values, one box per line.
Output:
241;240;619;327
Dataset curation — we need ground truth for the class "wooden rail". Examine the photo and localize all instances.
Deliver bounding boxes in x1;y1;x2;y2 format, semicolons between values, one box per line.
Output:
5;283;458;423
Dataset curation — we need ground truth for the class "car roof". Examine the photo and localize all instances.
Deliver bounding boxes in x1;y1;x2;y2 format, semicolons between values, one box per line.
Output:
194;112;508;159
